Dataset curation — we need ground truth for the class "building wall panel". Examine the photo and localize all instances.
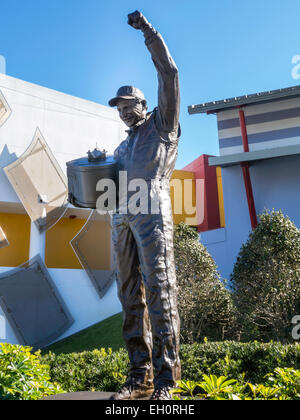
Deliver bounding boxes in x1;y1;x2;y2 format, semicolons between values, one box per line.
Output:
170;169;197;226
0;213;30;267
45;217;87;269
217;97;300;156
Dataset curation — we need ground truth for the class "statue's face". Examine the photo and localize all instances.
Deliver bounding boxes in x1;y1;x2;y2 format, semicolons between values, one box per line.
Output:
117;98;147;127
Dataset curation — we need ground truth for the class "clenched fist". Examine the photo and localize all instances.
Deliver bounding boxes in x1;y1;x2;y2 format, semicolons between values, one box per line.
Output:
128;10;150;31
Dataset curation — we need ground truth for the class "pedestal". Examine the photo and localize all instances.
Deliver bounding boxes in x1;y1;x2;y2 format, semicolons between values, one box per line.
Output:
43;392;115;400
43;392;151;400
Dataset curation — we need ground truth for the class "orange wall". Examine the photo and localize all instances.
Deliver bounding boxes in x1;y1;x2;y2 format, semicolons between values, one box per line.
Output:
45;217;87;269
45;216;111;270
216;167;225;228
0;213;31;267
170;169;197;226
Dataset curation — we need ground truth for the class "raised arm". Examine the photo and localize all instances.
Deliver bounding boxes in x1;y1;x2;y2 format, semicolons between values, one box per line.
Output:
128;11;180;136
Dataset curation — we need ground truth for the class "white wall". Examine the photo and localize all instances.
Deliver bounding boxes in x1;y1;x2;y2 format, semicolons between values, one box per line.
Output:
0;73;125;185
47;268;122;343
0;266;122;345
0;74;126;346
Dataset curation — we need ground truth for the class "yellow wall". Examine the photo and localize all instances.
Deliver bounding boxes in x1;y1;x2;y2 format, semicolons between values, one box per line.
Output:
45;216;111;270
216;167;226;228
0;213;31;267
170;170;197;225
45;217;87;269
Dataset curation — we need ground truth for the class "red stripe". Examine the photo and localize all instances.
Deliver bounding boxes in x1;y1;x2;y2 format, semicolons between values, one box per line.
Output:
238;109;250;152
240;162;258;229
238;108;257;229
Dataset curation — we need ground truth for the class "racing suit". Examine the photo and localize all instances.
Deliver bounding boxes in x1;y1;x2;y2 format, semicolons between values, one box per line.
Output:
112;23;181;388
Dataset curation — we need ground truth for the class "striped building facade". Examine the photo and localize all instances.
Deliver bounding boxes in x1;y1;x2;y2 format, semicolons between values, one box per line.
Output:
217;97;300;155
189;85;300;280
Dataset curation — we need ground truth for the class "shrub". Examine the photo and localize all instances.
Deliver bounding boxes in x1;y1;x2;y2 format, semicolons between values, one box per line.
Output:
0;343;63;400
179;341;300;384
173;367;300;400
41;347;129;393
264;367;300;400
231;210;300;342
40;341;300;392
174;223;237;343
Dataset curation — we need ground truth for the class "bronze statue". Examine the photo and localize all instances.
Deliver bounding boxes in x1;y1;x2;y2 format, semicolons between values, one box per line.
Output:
109;11;181;401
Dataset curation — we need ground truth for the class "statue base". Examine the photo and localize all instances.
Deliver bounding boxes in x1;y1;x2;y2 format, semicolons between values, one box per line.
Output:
43;391;150;400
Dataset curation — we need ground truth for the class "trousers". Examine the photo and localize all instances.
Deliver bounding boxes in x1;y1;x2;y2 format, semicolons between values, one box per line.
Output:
112;187;181;388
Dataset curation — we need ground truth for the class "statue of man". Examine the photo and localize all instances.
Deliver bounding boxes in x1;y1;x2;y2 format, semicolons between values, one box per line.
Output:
108;11;181;401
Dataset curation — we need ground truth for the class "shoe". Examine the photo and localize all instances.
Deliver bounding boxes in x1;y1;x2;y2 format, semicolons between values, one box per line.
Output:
149;386;172;400
110;381;154;400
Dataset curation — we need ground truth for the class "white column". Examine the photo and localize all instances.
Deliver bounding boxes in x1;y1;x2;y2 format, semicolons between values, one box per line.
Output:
29;221;46;262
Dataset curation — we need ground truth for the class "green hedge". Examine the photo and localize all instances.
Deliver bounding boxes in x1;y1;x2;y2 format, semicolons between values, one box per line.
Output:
2;342;299;400
41;341;300;393
180;341;300;384
41;348;128;393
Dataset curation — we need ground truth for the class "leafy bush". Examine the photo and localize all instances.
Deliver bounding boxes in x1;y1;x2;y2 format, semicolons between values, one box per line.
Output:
0;343;63;400
180;341;300;384
173;367;300;400
172;376;242;400
4;341;299;399
41;347;129;393
265;367;300;400
231;210;300;342
40;341;300;393
174;223;237;343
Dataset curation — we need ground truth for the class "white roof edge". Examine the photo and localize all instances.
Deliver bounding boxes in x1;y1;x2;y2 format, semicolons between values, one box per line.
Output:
189;85;300;115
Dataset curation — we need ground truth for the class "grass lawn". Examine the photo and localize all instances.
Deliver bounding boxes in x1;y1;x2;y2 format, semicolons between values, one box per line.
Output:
42;312;124;355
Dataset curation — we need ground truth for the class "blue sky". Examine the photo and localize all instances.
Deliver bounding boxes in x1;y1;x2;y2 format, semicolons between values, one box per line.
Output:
2;0;300;168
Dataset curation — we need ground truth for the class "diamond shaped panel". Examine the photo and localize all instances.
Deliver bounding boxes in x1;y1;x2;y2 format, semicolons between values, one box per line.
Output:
70;211;115;299
0;255;74;349
3;128;68;232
